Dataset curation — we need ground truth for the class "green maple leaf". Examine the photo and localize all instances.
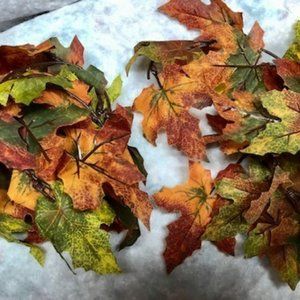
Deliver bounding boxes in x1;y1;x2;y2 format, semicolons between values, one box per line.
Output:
106;75;122;103
204;160;270;241
35;182;120;274
243;90;300;155
0;74;72;106
24;104;88;140
227;31;265;93
284;20;300;62
0;213;45;266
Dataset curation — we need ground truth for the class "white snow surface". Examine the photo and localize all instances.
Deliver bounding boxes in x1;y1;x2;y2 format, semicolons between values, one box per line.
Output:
0;0;299;299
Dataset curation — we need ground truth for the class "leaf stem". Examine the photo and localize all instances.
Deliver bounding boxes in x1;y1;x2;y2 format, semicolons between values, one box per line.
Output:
14;116;51;162
262;48;279;59
24;170;55;201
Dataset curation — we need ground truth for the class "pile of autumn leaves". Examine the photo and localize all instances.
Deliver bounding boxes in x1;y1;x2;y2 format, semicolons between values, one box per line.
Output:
0;36;151;274
127;0;300;290
0;0;300;291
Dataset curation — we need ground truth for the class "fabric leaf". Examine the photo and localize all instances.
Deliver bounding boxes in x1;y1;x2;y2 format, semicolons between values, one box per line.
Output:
154;162;215;273
36;182;120;274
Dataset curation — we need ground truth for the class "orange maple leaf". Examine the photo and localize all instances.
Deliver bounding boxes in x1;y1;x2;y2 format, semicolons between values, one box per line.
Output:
58;105;152;228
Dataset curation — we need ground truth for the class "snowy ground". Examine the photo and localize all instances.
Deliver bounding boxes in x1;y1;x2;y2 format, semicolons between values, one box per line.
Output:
0;0;299;299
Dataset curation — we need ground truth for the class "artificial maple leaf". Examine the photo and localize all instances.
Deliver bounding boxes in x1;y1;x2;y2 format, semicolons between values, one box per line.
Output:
7;171;41;211
36;182;119;274
0;71;73;106
243;184;300;289
243;166;292;224
204;155;300;288
154;162;215;273
261;63;284;91
284;20;300;62
243;89;300;155
35;134;69;182
133;60;228;159
248;21;265;52
58;105;152;228
103;194;141;250
36;36;84;67
126;40;208;73
0;44;48;75
0;188;33;220
159;0;243;32
0;188;45;266
214;238;236;256
205;91;268;154
203;160;271;241
275;58;300;93
0;120;35;170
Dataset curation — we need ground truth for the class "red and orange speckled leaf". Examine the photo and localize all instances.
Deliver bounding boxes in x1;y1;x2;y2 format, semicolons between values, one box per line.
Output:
244;166;292;224
133;58;235;159
159;0;243;31
154;162;215;272
58;105;152;228
35;134;69;182
275;58;300;92
214;238;236;256
0;141;35;171
205;91;267;154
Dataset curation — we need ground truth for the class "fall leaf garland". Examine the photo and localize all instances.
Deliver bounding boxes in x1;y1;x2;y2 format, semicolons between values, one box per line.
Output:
0;0;300;291
128;0;300;290
0;36;152;274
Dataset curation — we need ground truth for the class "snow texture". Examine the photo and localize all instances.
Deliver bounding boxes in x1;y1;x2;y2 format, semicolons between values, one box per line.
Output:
0;0;299;299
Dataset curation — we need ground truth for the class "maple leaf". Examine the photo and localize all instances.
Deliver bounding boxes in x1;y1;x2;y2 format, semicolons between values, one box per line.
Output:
36;182;120;274
204;160;271;241
37;36;84;66
225;28;265;93
204;155;300;289
275;58;300;93
284;20;300;62
0;120;35;170
205;91;269;154
159;0;243;31
154;162;215;273
243;180;300;289
0;102;21;122
0;70;73;106
0;104;87;170
243;89;300;155
104;194;141;250
58;105;152;228
0;44;48;75
7;171;41;211
106;75;123;103
126;40;208;73
0;188;45;266
133;62;216;159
